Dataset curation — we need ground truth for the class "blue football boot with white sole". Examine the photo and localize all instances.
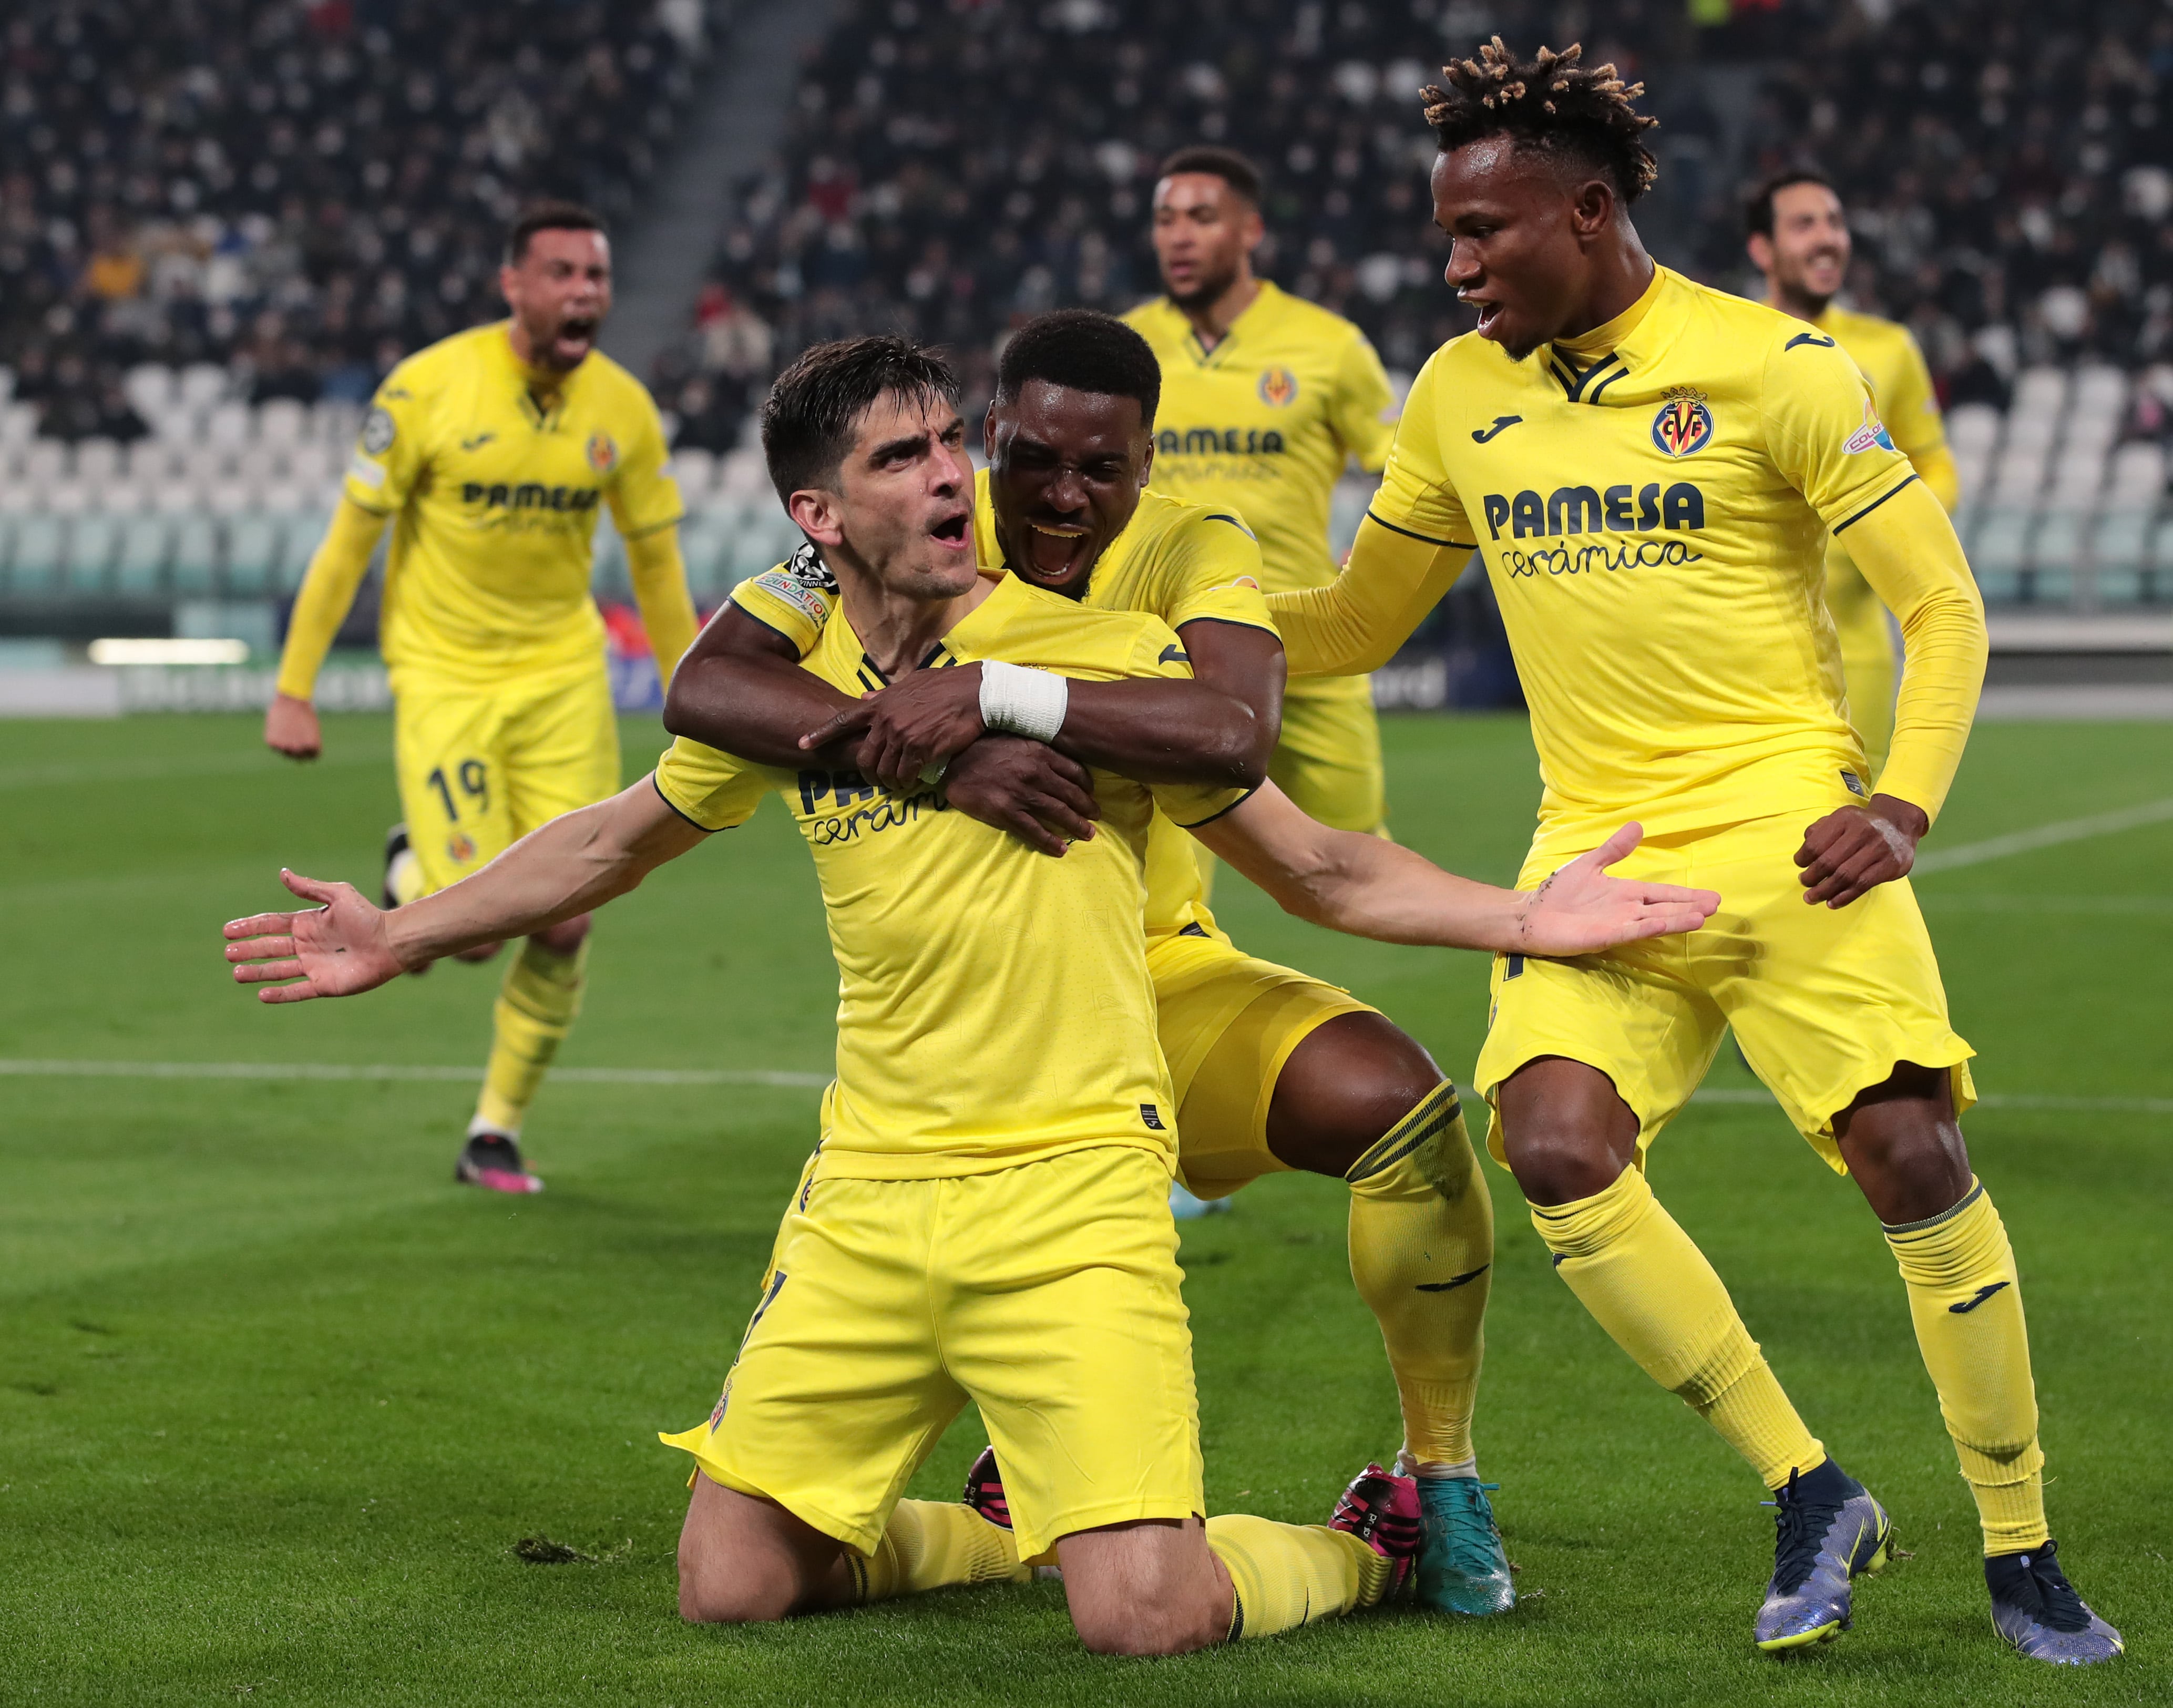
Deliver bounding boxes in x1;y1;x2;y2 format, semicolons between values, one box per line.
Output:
1986;1541;2122;1665
1754;1459;1892;1652
1414;1477;1515;1615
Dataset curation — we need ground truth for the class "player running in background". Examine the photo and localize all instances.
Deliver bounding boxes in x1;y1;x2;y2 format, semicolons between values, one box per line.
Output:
224;336;1715;1651
1747;171;1962;776
1264;40;2120;1665
263;202;698;1195
670;310;1510;1615
1125;149;1401;873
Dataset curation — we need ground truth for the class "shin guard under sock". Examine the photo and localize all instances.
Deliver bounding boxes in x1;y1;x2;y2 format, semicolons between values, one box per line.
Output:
1204;1514;1389;1638
852;1500;1028;1603
475;936;588;1134
1346;1081;1492;1468
1884;1180;2047;1553
1530;1167;1824;1488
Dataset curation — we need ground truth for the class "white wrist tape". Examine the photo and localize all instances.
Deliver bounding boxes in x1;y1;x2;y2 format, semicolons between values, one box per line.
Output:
978;660;1068;743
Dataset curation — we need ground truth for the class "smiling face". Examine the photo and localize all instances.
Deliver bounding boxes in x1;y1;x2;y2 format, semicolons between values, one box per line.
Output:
1750;181;1850;315
1432;140;1615;360
984;381;1152;599
791;390;978;600
1150;172;1264;311
500;227;612;372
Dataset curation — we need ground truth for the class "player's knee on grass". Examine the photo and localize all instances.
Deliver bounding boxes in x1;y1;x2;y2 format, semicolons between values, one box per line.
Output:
675;1475;846;1624
1496;1056;1643;1206
1833;1061;1974;1224
1266;1011;1444;1178
1056;1519;1231;1656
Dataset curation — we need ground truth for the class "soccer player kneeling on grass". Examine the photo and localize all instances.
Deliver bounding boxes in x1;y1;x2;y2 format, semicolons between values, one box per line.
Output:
223;337;1716;1652
1262;39;2121;1665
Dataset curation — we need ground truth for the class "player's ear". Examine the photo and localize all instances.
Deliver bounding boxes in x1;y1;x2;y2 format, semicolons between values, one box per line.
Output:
1746;232;1774;274
1570;178;1615;242
983;401;999;462
786;488;846;548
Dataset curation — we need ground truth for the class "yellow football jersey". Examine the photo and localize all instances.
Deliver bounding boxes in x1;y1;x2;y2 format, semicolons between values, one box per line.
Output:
657;573;1246;1180
1124;282;1398;596
344;322;682;682
731;467;1276;939
1816;305;1948;468
1365;266;1919;853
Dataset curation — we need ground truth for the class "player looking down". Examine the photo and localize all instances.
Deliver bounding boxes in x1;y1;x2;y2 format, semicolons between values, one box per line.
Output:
263;201;698;1195
1747;171;1962;776
670;309;1505;1614
223;336;1718;1652
1262;39;2120;1665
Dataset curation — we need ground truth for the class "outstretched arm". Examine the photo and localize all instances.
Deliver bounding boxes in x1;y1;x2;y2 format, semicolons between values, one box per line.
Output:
1264;516;1472;677
1191;784;1719;955
224;779;706;1001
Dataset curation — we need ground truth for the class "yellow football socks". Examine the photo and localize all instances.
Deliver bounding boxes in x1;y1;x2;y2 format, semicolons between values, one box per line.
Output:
1531;1167;1826;1489
1883;1179;2048;1554
1205;1514;1392;1638
850;1500;1029;1603
474;936;588;1135
1346;1081;1492;1468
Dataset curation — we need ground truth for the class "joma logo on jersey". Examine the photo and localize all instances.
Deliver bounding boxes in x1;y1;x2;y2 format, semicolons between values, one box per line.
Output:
460;482;602;512
1156;427;1288;457
1651;389;1714;457
1481;483;1706;540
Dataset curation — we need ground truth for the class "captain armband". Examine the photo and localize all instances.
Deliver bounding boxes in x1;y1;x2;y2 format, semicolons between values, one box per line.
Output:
978;660;1068;743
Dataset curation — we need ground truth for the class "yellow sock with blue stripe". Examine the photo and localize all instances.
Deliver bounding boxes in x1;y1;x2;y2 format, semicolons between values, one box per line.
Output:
1884;1179;2047;1554
1531;1166;1826;1489
850;1500;1029;1602
1346;1081;1493;1468
475;937;587;1135
1205;1515;1392;1638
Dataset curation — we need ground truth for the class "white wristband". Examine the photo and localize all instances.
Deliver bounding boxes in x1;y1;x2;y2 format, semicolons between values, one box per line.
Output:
978;660;1068;743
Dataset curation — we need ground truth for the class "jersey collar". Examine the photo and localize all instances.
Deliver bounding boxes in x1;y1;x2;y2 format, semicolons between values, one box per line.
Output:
1541;265;1674;404
838;570;1022;684
1178;279;1281;365
494;321;583;427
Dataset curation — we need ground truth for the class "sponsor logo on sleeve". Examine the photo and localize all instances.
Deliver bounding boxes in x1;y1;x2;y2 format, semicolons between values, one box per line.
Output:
347;454;387;489
751;569;832;625
1212;575;1261;592
1650;388;1714;457
360;407;396;455
1843;402;1897;454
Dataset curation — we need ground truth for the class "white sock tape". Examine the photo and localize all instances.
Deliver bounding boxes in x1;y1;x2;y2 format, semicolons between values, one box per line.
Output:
979;659;1068;743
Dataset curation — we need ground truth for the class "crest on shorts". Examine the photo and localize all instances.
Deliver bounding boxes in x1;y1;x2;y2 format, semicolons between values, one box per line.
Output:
586;431;619;473
1651;388;1713;458
1257;365;1299;408
1842;400;1897;455
447;832;477;864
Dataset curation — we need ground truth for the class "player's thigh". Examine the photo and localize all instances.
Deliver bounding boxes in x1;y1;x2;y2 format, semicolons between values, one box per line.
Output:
391;676;517;895
502;664;622;840
1473;837;1725;1171
1270;679;1386;834
1690;817;1975;1172
1149;932;1372;1195
660;1174;967;1556
938;1149;1203;1563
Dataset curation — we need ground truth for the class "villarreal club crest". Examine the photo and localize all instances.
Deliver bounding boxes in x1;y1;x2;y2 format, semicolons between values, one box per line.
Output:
1651;387;1714;458
1257;366;1299;408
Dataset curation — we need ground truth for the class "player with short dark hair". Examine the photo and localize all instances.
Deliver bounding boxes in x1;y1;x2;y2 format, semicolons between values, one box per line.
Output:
1264;38;2120;1665
1124;145;1404;907
263;201;698;1194
1745;171;1962;776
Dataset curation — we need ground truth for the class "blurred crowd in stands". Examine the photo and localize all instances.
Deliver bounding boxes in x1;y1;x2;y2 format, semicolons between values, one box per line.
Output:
1;0;706;440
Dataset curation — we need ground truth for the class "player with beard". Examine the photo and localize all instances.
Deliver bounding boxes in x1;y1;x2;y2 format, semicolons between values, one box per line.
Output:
1747;171;1962;777
1258;39;2120;1665
264;201;697;1194
1123;149;1402;908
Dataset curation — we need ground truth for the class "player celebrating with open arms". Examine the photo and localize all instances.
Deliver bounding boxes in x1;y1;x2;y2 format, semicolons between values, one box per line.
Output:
262;202;699;1195
1263;39;2120;1665
225;337;1717;1653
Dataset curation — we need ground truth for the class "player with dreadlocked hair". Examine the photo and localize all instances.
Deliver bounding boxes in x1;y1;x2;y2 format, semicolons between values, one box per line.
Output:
1264;37;2123;1666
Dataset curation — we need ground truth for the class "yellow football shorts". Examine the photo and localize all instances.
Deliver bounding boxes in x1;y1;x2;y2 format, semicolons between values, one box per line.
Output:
1271;674;1386;835
661;1146;1204;1562
390;660;620;896
1472;809;1976;1175
1149;928;1375;1199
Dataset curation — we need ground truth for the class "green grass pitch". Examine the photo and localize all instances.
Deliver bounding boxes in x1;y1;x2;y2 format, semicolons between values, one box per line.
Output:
2;712;2168;1705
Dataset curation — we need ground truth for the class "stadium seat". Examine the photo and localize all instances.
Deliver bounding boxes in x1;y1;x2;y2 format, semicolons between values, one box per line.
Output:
75;438;121;485
591;522;631;603
112;514;173;597
677;514;733;602
171;516;221;596
2012;366;2070;418
8;515;65;595
272;511;329;594
223;514;282;597
1969;507;2033;604
177;364;227;416
1946;404;2002;456
2032;510;2085;580
65;514;121;596
669;448;718;504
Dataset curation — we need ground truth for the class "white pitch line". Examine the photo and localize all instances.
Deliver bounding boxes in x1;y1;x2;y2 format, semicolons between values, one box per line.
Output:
0;1059;829;1089
1915;797;2173;875
0;751;386;792
1691;1088;2173;1115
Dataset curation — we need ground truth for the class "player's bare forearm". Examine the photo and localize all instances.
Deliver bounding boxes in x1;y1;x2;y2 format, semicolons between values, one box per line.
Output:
1196;793;1720;954
1051;619;1284;790
662;606;865;770
1265;521;1470;677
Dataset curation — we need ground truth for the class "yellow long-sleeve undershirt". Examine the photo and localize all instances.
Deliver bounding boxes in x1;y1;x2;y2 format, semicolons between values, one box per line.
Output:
273;501;699;700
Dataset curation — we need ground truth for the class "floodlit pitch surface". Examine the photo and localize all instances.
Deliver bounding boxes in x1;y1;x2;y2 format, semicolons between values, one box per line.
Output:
2;712;2167;1706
